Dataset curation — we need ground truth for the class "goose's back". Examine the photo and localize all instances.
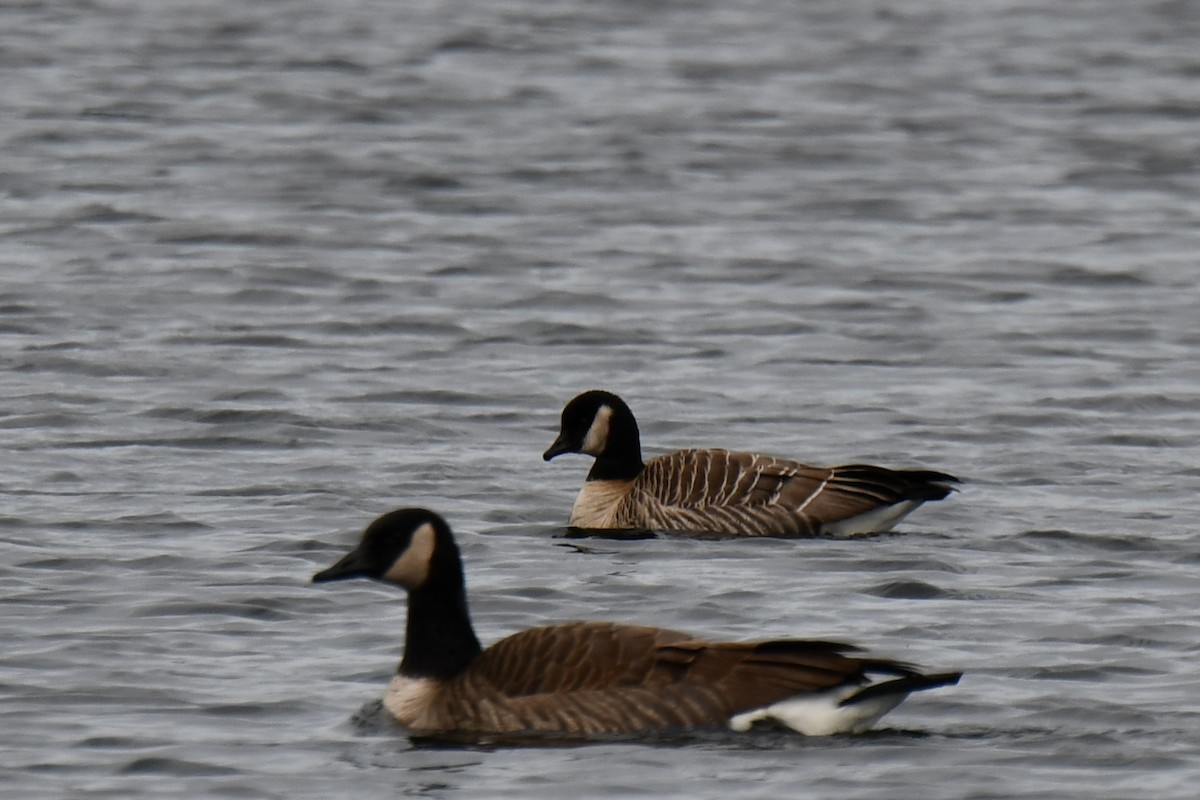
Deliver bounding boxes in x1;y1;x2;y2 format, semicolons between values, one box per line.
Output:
392;622;878;736
613;449;948;536
469;622;693;694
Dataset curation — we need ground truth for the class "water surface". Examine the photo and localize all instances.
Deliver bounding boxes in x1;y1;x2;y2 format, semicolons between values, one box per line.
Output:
3;1;1199;798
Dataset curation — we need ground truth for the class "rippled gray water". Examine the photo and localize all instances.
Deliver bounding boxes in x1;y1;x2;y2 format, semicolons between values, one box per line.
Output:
4;0;1200;797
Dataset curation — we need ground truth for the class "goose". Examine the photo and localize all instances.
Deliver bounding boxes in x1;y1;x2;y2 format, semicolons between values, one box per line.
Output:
312;508;961;738
543;390;959;537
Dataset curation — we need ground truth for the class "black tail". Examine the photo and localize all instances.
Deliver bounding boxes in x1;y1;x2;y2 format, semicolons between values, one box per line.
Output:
833;465;961;504
839;671;962;707
896;469;960;502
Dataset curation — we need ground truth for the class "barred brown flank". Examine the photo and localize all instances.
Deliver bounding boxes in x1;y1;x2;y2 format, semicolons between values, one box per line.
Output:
546;390;959;537
314;509;961;737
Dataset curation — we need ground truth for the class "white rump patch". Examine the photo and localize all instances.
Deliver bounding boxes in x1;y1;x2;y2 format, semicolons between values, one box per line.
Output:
728;686;908;736
821;500;920;537
580;404;613;456
383;522;437;588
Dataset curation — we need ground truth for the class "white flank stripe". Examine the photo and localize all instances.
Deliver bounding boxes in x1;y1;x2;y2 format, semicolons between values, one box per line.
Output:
822;500;920;537
729;686;909;736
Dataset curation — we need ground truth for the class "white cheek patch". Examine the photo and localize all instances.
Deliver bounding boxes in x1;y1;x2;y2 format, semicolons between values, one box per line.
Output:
383;522;437;588
581;404;613;456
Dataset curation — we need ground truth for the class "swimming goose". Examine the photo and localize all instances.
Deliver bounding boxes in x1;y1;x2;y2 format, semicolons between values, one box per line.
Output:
312;508;961;738
544;390;959;537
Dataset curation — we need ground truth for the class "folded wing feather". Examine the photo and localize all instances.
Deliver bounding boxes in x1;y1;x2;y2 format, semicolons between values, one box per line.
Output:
420;623;887;734
626;450;950;535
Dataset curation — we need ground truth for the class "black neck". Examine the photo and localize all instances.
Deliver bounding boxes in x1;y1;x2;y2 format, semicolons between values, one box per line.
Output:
586;426;644;482
398;569;482;681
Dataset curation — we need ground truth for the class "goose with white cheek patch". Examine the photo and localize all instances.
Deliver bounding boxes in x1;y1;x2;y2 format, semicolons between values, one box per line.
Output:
544;390;960;537
312;508;961;738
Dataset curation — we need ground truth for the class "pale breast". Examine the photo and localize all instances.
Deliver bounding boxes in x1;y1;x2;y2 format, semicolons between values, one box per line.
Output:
567;480;633;528
383;674;439;728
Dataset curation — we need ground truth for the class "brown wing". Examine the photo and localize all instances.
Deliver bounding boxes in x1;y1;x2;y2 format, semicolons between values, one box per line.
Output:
653;638;877;704
630;450;956;535
637;450;822;506
434;628;903;735
466;622;695;695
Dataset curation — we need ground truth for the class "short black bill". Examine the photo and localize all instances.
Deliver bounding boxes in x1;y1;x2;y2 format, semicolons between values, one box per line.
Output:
312;548;370;583
543;434;571;461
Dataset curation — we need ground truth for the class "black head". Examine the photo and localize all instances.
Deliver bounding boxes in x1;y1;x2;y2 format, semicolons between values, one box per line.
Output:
543;390;645;481
313;508;455;591
314;508;482;680
543;390;637;460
